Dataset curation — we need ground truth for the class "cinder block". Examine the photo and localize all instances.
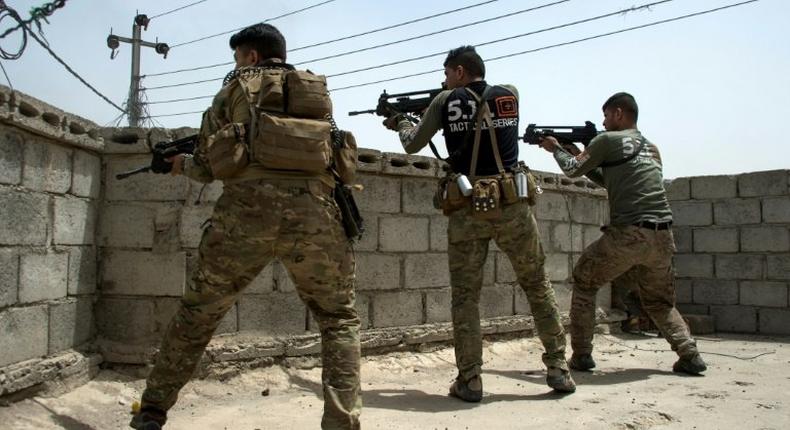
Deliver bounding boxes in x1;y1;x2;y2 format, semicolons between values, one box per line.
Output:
67;246;97;296
22;136;72;193
0;129;23;185
425;288;451;323
693;228;738;253
188;180;224;204
740;281;788;307
101;250;185;296
244;262;275;294
355;253;400;291
763;197;790;223
356;174;401;213
664;177;690;201
0;188;49;245
105;155;189;201
354;212;378;252
546;253;571;282
693;280;738;305
551;223;584;253
19;251;68;303
759;308;790;335
48;298;94;354
100;127;147;154
569;195;606;225
710;305;756;333
180;204;213;248
273;261;296;292
480;284;514;318
595;282;612;312
766;255;790;280
677;303;709;315
738;170;788;197
99;203;156;248
0;248;18;307
371;291;422;328
53;196;97;245
379;216;429;252
673;254;713;278
404;253;449;289
0;305;48;367
670;201;712;226
356;148;382;173
238;293;307;334
534;192;570;222
402;178;440;215
675;279;693;304
154;297;237;336
71;150;101;198
715;254;763;280
691;175;737;200
683;314;715;335
582;225;603;248
673;227;692;253
429;215;448;252
382;152;437;178
95;297;155;344
353;293;371;329
741;226;789;252
713;199;761;225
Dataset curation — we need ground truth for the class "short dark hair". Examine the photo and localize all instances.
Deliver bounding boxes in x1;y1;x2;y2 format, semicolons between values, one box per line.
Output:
229;23;286;62
443;45;485;79
602;92;639;122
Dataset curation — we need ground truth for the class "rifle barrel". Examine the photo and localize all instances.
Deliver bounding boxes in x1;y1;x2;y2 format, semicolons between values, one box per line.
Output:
348;109;377;116
115;166;150;180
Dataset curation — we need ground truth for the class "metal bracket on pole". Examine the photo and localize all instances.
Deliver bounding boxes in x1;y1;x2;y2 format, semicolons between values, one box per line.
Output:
107;13;169;127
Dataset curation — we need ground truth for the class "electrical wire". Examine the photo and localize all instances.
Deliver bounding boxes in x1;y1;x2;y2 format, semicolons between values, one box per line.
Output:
329;0;760;92
150;0;210;20
169;0;337;49
145;110;204;118
293;0;569;66
325;0;674;78
0;59;12;89
147;94;214;104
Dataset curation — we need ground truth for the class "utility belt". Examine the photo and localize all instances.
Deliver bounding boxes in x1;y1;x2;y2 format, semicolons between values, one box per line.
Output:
434;86;540;219
434;162;540;217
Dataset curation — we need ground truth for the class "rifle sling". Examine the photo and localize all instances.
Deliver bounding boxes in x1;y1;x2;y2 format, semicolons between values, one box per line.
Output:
467;86;506;178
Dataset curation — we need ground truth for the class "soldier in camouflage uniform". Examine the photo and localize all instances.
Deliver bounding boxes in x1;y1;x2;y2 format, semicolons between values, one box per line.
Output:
383;46;575;401
539;92;707;375
130;24;361;430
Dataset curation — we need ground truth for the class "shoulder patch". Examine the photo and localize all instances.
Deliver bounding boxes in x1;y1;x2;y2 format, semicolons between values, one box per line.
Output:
496;95;517;117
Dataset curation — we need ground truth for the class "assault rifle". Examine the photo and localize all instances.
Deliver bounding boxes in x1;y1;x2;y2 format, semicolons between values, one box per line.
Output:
522;121;599;149
115;134;198;179
348;87;445;118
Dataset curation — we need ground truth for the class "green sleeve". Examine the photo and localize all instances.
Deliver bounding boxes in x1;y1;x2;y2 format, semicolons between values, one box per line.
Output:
396;90;451;154
183;154;214;184
553;133;610;178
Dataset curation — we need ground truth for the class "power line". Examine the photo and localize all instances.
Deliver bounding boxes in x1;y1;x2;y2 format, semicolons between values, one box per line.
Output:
142;0;504;82
0;59;12;89
148;94;214;104
150;0;210;20
326;0;674;78
145;109;204;119
293;0;570;66
329;0;760;92
170;0;337;49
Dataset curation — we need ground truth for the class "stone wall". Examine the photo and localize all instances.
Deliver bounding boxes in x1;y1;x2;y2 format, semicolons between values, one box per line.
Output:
0;86;103;396
97;127;611;364
667;171;790;334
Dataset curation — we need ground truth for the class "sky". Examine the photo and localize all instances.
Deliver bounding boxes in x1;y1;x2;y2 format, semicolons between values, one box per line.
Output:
1;0;788;179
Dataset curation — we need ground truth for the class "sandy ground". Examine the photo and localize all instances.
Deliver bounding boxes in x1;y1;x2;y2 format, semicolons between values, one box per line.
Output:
1;333;788;430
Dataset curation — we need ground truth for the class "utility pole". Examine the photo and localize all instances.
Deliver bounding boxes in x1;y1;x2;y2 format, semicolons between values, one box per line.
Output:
107;14;169;127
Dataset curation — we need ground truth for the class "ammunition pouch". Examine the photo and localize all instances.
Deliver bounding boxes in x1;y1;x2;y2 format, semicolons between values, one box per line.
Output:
251;112;332;173
471;178;502;220
333;129;358;185
434;173;470;216
204;122;250;179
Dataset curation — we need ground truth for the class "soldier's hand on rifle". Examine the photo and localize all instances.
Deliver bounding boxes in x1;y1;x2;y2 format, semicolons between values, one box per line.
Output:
382;113;404;131
537;135;561;153
165;154;185;176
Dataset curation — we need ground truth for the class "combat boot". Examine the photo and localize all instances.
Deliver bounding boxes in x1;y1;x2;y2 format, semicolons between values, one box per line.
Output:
672;353;707;375
546;367;576;393
568;353;596;371
449;375;483;402
129;406;167;430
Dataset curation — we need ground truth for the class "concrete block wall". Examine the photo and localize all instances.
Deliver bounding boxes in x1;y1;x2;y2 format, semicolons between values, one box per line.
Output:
668;171;790;334
0;86;103;393
97;127;610;363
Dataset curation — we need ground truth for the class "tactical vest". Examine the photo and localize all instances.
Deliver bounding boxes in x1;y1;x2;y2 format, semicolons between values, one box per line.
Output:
441;81;519;176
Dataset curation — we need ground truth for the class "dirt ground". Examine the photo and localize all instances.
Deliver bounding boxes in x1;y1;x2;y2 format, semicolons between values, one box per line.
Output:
1;332;788;430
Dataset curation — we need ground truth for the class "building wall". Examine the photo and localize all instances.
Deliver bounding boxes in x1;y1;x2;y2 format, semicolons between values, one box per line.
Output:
667;172;790;334
0;86;103;395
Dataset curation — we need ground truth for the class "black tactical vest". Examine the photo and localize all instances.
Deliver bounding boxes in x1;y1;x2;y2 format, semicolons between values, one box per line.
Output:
440;80;519;176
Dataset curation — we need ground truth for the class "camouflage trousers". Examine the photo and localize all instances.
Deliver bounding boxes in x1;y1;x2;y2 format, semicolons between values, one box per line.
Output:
448;201;568;381
570;224;697;357
141;179;361;430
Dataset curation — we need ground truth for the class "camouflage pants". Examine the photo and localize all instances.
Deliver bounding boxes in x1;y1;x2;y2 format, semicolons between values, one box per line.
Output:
448;201;568;381
141;179;361;430
570;225;696;357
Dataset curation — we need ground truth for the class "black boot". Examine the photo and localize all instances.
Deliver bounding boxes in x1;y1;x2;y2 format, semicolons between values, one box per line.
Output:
130;406;167;430
449;375;483;402
673;353;707;375
568;353;596;371
546;367;576;393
